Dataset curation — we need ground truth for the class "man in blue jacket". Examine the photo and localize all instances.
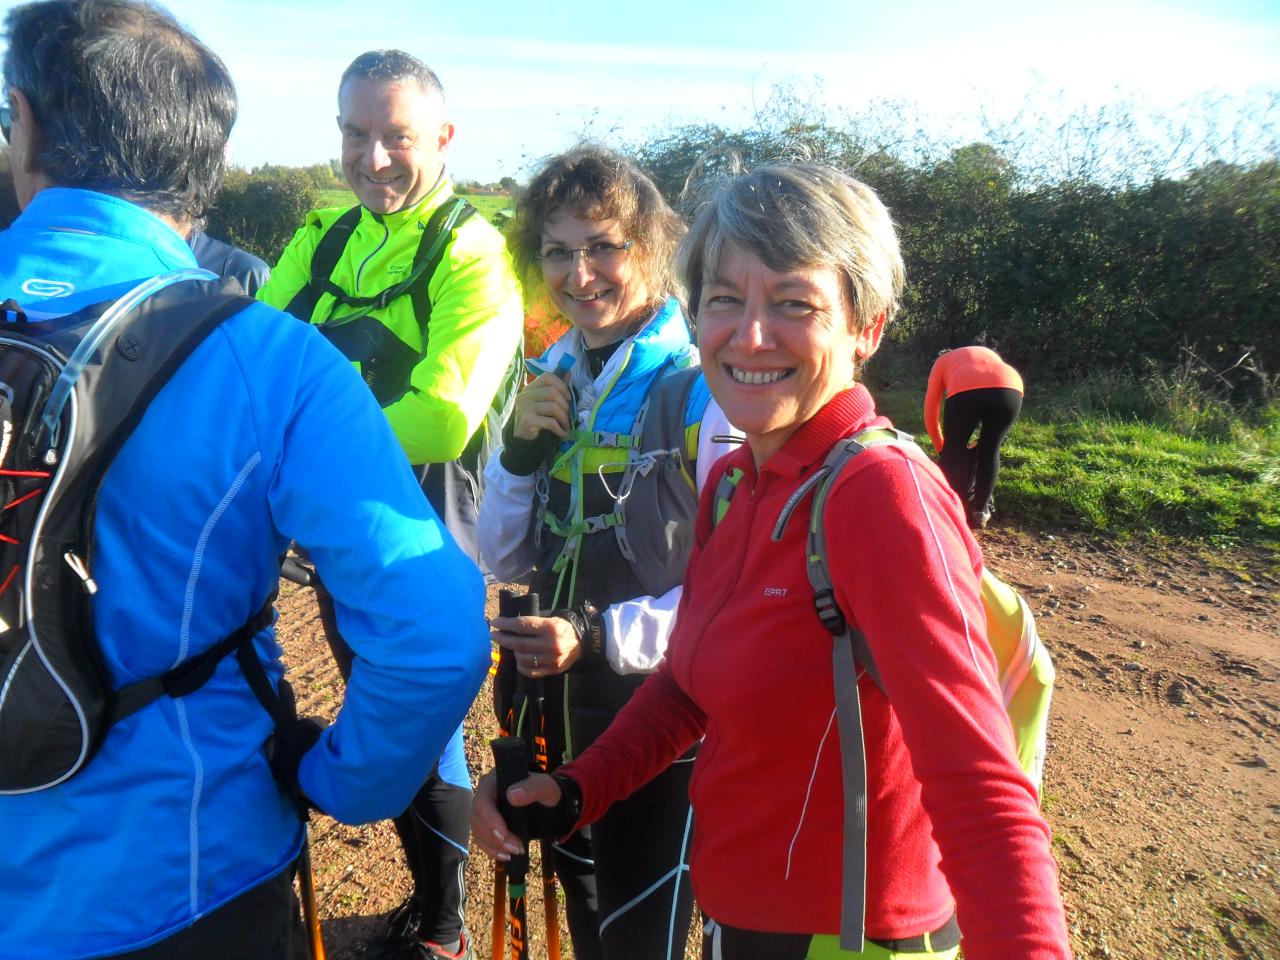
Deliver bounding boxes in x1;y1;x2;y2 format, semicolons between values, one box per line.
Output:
189;225;271;295
0;2;491;958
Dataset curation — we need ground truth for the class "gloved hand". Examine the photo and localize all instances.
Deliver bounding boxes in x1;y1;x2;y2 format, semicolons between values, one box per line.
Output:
268;715;328;818
526;772;584;840
499;413;560;476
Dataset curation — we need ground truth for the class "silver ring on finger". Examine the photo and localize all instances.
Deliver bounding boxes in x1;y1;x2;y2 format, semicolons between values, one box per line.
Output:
532;654;539;669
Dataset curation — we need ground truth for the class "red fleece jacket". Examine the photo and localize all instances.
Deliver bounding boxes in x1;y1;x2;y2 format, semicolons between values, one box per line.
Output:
559;386;1069;959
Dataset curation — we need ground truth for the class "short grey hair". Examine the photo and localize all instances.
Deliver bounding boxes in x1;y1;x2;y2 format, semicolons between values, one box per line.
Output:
339;49;444;101
680;163;905;336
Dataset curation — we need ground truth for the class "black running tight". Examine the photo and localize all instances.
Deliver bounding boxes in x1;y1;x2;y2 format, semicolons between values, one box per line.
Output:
937;387;1022;518
551;757;695;960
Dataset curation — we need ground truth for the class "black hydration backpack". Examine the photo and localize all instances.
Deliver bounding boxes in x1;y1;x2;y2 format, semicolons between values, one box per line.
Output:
0;270;277;794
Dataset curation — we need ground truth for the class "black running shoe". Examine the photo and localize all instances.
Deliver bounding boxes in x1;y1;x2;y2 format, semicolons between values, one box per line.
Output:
366;928;473;960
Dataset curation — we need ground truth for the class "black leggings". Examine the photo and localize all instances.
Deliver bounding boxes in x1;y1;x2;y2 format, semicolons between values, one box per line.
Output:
551;757;696;960
937;387;1022;517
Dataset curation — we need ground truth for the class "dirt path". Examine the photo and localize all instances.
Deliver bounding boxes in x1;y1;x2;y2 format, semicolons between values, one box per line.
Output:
275;529;1280;960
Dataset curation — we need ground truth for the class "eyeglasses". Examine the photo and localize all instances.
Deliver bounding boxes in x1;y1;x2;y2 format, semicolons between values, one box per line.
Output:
535;240;633;270
0;104;11;144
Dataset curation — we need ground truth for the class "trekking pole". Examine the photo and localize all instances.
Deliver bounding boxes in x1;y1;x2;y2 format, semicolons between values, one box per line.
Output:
268;668;327;960
498;589;563;960
491;866;507;960
491;594;520;960
526;630;561;960
281;555;315;587
496;588;562;960
492;736;532;960
298;826;328;960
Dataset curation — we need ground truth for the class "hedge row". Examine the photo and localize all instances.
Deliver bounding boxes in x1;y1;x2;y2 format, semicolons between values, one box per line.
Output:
631;122;1279;397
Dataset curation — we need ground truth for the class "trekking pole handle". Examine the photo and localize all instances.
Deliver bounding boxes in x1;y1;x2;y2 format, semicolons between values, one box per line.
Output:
497;588;540;619
491;736;532;881
280;557;315;587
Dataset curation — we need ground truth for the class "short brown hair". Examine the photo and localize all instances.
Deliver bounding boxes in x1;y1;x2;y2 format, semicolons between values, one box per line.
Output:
508;144;684;310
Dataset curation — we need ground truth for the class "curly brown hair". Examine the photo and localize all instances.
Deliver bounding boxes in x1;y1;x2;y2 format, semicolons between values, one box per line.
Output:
508;143;684;312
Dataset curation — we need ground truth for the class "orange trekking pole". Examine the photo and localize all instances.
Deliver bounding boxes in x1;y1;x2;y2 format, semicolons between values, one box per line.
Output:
492;588;561;960
491;866;507;960
298;828;327;960
492;736;532;960
529;666;561;960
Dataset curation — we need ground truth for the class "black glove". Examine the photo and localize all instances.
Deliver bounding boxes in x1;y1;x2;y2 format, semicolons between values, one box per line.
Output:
500;415;559;476
526;772;585;840
268;715;328;817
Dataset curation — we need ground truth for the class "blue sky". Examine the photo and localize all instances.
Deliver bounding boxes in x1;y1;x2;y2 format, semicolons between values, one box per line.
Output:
2;0;1276;180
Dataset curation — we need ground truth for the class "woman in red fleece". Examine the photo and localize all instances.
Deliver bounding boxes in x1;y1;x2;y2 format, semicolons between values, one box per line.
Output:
472;164;1071;960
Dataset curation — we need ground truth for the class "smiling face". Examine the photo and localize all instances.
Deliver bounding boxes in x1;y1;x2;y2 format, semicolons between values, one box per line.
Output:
697;244;886;466
540;210;651;348
338;77;453;215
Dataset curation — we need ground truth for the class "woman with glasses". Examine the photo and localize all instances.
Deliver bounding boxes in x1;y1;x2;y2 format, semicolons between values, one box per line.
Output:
476;144;734;960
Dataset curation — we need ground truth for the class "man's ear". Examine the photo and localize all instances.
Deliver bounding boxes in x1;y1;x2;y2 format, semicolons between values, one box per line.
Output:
437;121;455;154
10;88;51;208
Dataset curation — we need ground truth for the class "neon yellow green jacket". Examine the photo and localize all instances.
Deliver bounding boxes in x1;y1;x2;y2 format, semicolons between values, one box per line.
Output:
259;178;523;465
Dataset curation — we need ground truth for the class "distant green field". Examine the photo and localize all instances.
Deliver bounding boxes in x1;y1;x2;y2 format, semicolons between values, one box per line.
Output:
316;188;354;209
313;188;511;226
461;194;512;223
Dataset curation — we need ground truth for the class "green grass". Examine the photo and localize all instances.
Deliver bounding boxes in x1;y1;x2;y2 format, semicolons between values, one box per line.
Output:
460;193;513;224
312;188;511;227
316;187;354;209
870;377;1279;550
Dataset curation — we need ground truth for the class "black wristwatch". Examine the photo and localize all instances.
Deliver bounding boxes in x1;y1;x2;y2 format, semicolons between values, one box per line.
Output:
558;601;604;660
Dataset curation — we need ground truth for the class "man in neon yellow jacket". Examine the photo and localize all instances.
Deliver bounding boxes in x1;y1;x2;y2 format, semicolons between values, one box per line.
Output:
259;49;523;960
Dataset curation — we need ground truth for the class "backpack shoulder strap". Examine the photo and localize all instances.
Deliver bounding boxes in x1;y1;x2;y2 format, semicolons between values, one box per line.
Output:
796;425;914;952
407;196;477;335
83;280;296;729
39;274;252;514
633;361;704;492
283;205;362;321
283;198;479;326
801;427;912;684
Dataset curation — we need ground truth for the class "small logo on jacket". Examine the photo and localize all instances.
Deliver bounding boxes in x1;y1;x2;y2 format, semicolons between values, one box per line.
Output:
22;278;74;298
763;586;788;597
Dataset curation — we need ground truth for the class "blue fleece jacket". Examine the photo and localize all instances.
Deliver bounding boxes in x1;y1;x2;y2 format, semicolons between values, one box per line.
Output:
0;189;490;959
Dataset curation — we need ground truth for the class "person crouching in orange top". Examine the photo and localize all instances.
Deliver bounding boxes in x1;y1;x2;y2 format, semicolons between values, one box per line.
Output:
924;346;1024;529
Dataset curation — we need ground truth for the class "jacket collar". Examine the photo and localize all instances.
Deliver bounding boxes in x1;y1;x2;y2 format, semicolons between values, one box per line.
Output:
17;187;195;268
534;297;692;389
363;175;453;230
738;384;882;484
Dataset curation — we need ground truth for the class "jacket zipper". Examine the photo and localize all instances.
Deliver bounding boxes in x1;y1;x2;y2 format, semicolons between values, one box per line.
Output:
354;215;390;291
